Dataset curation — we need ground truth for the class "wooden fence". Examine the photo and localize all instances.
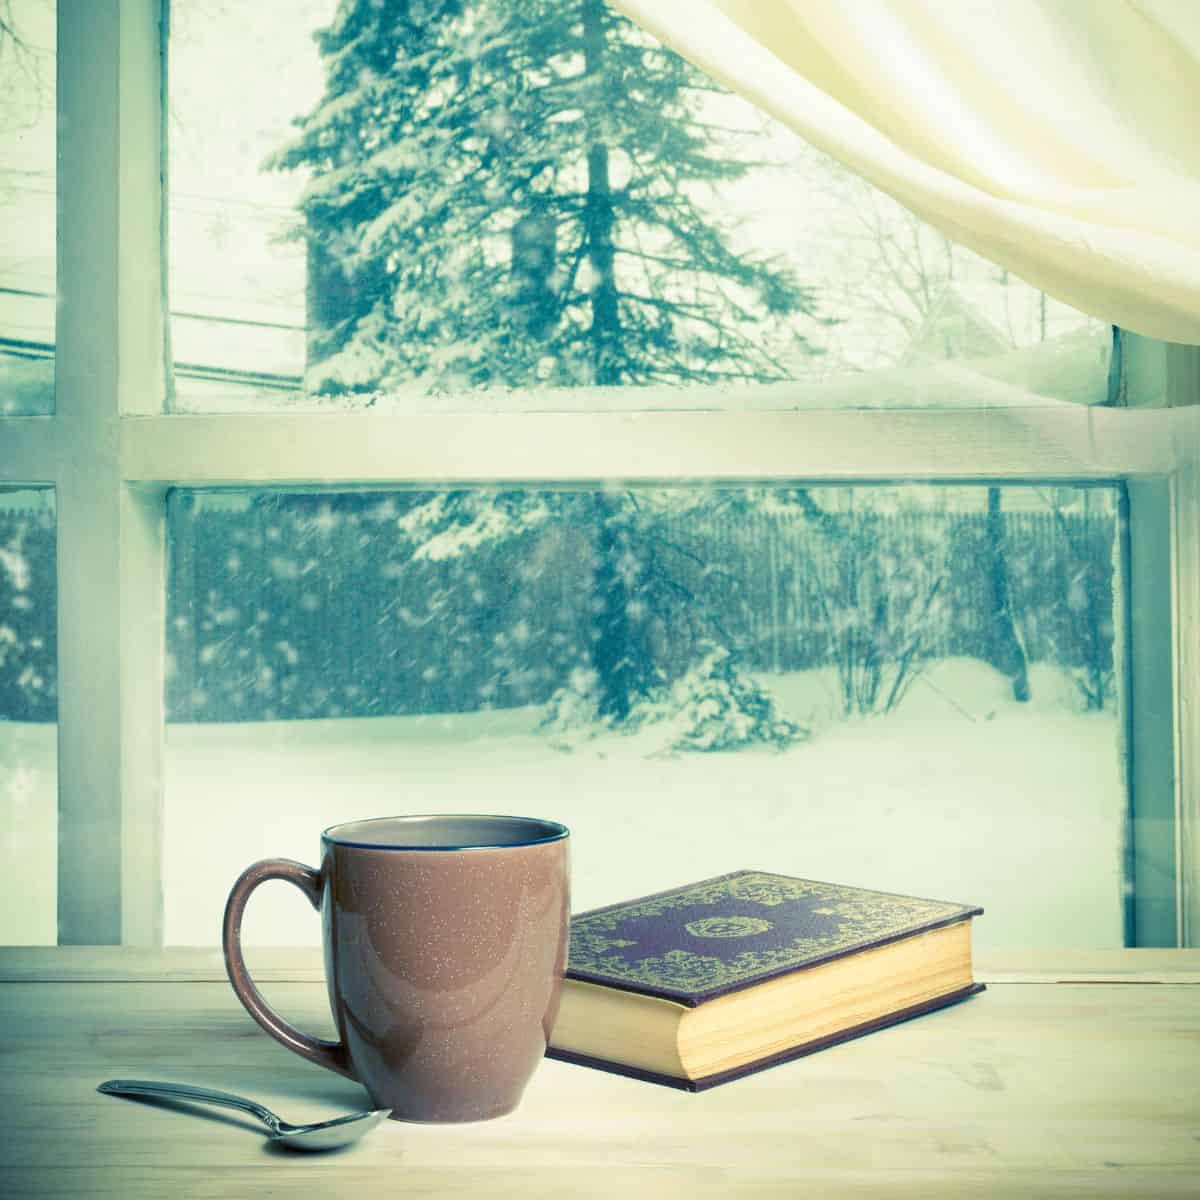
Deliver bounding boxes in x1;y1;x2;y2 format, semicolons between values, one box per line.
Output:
0;498;1115;724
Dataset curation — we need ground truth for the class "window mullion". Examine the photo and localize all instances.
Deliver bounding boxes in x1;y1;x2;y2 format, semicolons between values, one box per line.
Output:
1124;478;1177;945
1169;370;1200;947
56;0;166;946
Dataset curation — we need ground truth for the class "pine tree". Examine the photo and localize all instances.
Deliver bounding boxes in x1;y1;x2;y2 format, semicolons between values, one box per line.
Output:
272;0;823;728
272;0;818;393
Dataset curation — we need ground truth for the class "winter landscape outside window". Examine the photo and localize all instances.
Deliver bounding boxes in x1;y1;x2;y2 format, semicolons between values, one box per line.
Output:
162;483;1126;951
0;0;54;414
0;487;55;944
0;2;56;945
0;2;1187;949
167;0;1110;413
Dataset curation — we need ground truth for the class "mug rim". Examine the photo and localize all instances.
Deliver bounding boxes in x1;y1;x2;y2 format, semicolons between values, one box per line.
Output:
321;813;570;852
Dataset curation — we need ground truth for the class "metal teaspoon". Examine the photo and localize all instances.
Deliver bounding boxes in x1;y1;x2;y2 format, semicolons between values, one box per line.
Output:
97;1078;391;1151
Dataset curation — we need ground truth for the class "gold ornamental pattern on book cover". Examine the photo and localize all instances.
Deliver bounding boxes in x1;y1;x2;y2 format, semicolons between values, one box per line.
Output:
568;872;977;995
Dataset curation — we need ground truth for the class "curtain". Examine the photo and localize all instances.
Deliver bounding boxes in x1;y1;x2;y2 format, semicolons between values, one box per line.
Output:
608;0;1200;346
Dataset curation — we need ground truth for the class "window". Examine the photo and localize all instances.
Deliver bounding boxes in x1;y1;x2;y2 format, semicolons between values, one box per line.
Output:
0;2;1193;950
162;483;1129;951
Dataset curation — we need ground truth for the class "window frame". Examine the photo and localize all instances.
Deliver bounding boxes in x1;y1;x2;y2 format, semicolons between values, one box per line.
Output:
0;0;1195;947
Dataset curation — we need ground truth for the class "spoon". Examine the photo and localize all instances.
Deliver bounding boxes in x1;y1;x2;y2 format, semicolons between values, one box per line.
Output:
97;1079;391;1151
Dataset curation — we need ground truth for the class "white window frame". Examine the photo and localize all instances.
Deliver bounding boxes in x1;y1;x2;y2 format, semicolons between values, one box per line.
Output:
0;0;1197;947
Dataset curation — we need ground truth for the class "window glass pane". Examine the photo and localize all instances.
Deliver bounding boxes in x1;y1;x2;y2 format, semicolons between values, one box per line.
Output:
165;483;1127;949
0;488;56;943
0;0;54;415
167;2;1108;414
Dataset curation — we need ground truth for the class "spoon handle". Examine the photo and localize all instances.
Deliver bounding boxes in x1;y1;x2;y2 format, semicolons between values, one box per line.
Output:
97;1079;283;1132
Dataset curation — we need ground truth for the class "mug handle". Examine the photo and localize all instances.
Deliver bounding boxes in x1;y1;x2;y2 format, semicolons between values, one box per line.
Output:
222;858;354;1080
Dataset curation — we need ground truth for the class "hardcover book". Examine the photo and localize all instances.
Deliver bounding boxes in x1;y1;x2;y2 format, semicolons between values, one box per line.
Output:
546;870;984;1091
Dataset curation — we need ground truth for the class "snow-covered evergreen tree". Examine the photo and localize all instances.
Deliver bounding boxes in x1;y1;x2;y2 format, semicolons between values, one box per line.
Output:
272;0;825;736
272;0;819;394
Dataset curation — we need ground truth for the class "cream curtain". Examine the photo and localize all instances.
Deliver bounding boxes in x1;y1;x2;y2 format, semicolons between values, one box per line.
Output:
608;0;1200;345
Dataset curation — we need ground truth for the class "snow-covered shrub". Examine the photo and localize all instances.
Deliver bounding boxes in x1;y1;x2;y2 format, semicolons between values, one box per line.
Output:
538;668;606;749
800;502;949;717
631;646;807;753
1045;511;1115;713
539;650;806;754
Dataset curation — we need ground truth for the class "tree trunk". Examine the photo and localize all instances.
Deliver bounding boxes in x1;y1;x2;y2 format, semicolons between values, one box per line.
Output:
588;494;653;722
985;487;1030;701
510;209;557;341
582;0;621;387
305;233;355;374
578;0;649;722
305;212;388;388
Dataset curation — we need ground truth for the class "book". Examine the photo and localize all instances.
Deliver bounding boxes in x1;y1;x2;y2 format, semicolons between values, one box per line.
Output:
546;870;984;1091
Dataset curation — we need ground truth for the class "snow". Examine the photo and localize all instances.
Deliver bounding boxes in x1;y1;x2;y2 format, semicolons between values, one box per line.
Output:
0;658;1121;947
0;720;56;943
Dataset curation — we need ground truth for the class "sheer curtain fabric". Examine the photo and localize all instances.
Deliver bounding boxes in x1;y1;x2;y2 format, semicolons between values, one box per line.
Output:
609;0;1200;345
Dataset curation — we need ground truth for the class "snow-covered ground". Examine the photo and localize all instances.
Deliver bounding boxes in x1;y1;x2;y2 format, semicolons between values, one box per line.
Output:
0;659;1124;949
0;720;56;942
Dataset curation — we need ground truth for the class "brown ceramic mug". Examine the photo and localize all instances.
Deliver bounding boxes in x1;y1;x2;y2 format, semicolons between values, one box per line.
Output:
222;814;570;1123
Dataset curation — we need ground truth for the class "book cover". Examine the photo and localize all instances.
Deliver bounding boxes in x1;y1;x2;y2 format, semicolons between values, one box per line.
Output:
563;869;984;1006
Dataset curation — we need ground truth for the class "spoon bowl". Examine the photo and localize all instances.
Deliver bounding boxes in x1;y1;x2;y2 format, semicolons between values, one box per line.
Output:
97;1079;390;1152
269;1106;392;1151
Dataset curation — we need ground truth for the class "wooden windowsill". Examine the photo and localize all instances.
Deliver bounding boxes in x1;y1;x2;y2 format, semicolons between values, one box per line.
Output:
2;947;1197;1197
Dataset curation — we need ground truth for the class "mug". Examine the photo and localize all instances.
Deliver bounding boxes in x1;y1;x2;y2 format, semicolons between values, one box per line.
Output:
222;813;570;1123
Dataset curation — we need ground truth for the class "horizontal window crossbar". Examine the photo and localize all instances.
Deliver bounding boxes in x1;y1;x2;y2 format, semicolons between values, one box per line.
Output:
114;407;1182;486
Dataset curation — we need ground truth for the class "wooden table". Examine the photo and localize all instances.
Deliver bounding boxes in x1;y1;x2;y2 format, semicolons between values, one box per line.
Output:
2;949;1198;1198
